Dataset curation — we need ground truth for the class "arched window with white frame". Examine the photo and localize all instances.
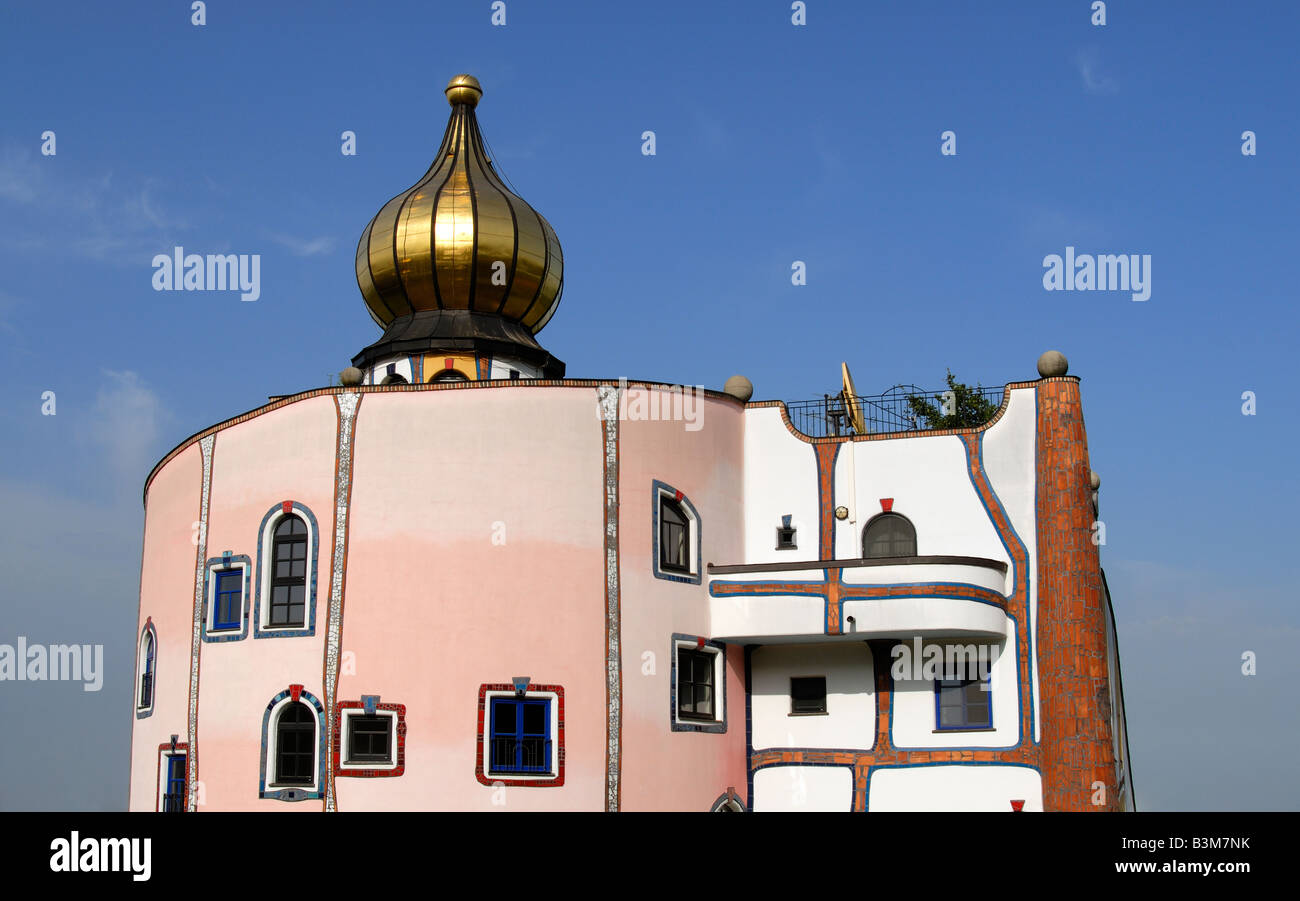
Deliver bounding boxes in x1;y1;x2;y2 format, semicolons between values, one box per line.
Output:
136;620;157;718
253;502;319;639
258;686;325;801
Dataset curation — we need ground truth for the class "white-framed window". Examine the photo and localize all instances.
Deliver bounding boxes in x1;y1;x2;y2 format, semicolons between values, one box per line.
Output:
481;687;562;782
653;481;701;584
340;708;398;770
135;621;157;718
155;744;188;812
672;636;726;732
203;555;250;640
254;503;318;638
259;688;325;801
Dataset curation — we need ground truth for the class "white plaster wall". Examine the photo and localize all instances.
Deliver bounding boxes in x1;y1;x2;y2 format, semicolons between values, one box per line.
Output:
367;355;414;385
488;357;541;380
750;643;875;751
753;765;854;812
739;407;819;566
980;384;1039;740
840;561;1006;592
838;596;1008;639
868;764;1043;811
709;593;825;641
890;617;1020;748
834;434;1009;569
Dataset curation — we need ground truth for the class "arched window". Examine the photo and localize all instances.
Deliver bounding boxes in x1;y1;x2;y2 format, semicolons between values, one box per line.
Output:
275;702;316;786
380;373;408;385
659;497;690;573
138;630;155;710
862;512;917;559
429;369;469;384
269;516;308;627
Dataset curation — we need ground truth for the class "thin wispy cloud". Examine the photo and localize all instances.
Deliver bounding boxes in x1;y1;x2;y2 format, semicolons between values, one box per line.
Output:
1076;48;1118;95
86;369;170;488
267;232;337;257
0;146;189;265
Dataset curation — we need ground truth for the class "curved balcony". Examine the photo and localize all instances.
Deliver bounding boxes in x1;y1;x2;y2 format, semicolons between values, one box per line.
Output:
707;555;1010;642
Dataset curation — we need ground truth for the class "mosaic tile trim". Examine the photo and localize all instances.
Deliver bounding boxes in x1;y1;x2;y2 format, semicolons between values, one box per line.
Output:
650;480;702;584
251;501;320;639
669;634;727;733
186;434;214;812
475;683;566;788
258;686;327;801
323;391;361;811
200;554;252;643
333;701;406;778
597;385;621;811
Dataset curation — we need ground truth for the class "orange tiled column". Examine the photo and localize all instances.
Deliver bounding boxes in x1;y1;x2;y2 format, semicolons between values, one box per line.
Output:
1035;377;1117;810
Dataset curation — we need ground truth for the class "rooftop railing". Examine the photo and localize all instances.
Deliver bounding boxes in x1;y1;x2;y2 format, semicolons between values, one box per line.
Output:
783;384;1005;438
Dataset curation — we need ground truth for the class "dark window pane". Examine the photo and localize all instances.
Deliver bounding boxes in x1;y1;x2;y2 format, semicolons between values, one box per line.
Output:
522;703;545;735
863;513;917;558
791;676;827;713
494;702;515;736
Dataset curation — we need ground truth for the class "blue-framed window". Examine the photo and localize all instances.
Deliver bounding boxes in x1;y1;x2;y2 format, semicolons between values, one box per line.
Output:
163;754;187;812
213;570;243;631
934;671;992;730
489;697;551;775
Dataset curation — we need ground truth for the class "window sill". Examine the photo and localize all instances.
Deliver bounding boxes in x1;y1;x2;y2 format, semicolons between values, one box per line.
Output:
932;727;996;733
788;711;829;717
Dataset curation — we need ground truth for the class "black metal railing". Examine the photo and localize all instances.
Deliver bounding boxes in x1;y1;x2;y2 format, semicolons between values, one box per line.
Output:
489;738;551;775
783;384;1004;438
138;673;153;709
162;791;186;812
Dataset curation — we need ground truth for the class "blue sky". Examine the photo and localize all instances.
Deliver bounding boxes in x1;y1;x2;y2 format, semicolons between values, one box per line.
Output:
1;0;1297;810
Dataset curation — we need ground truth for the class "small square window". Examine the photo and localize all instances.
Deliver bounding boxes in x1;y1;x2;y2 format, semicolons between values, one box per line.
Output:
213;570;242;631
346;714;392;764
672;638;726;733
934;669;992;730
489;697;552;775
790;676;827;714
776;526;797;550
677;649;716;721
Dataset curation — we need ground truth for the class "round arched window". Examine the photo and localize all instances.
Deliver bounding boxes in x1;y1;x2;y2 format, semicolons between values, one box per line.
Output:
862;512;917;558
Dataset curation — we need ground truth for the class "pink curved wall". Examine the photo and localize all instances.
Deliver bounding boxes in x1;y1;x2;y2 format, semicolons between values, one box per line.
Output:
617;390;749;811
131;383;750;811
129;442;201;811
197;395;338;811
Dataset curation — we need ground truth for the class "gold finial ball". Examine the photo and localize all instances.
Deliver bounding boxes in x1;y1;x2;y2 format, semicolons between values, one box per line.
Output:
445;74;483;107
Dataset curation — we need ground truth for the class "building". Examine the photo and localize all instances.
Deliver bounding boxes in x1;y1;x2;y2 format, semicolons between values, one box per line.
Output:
128;75;1133;812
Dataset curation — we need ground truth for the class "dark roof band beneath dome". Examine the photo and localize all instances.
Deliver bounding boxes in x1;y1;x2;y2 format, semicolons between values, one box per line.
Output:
350;310;565;379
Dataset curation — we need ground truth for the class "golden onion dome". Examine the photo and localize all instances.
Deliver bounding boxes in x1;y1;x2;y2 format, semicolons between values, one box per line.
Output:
355;75;564;334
